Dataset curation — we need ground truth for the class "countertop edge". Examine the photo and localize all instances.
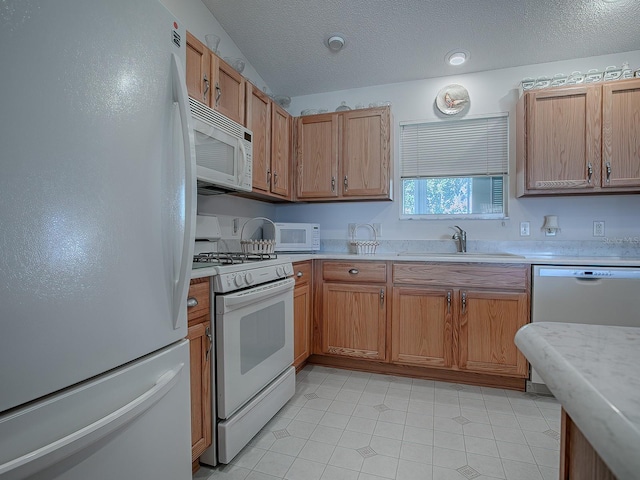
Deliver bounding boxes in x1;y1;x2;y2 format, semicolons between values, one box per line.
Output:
515;324;640;480
191;253;640;278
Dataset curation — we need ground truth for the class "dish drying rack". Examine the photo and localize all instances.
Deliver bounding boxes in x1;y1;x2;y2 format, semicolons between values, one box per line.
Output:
350;223;379;255
240;217;276;254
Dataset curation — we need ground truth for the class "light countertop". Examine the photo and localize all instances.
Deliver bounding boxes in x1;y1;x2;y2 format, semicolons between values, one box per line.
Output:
284;252;640;266
515;323;640;480
191;252;640;278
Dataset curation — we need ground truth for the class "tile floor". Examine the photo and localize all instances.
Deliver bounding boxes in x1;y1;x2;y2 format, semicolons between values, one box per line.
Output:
194;365;561;480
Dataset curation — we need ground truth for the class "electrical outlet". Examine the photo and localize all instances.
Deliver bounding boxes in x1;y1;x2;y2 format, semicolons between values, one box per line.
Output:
520;221;530;237
372;223;381;237
348;223;356;238
232;218;239;236
593;221;605;237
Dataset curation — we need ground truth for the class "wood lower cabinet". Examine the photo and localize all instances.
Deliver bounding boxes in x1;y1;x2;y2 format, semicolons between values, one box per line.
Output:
391;286;453;368
517;78;640;196
391;262;530;379
458;290;529;377
187;278;212;464
317;261;387;360
561;409;617;479
295;107;392;201
293;261;312;369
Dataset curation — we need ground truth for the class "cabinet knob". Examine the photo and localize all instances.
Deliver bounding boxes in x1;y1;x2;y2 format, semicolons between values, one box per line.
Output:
348;268;359;275
331;176;336;192
606;162;612;183
380;289;385;306
587;162;593;183
187;297;198;308
461;292;467;314
296;271;303;278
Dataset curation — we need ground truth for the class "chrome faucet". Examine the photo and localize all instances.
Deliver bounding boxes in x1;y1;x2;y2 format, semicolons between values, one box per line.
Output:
451;226;467;253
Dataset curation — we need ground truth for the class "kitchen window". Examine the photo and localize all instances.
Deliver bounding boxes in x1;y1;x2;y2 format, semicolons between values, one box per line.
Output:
400;114;508;219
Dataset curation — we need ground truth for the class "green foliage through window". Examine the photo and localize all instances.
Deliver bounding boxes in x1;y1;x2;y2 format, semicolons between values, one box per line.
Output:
402;176;504;216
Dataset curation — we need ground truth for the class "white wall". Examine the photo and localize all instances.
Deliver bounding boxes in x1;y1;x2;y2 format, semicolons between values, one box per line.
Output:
278;51;640;243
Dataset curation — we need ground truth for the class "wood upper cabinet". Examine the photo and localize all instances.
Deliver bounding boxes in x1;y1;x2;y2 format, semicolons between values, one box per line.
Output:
271;104;292;198
602;79;640;188
214;56;245;125
391;263;530;378
296;113;339;199
391;286;453;369
186;32;211;105
186;278;212;462
185;32;244;124
318;261;387;361
293;261;312;369
341;108;391;198
246;85;271;193
517;78;640;196
458;290;529;377
245;83;292;200
295;107;392;201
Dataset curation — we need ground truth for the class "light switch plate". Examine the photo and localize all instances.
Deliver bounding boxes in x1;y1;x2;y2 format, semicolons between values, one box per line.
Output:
520;221;530;236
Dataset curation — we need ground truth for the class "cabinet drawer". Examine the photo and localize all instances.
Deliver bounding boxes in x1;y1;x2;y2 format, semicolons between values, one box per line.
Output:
323;261;387;283
393;263;529;290
293;261;312;286
187;278;210;322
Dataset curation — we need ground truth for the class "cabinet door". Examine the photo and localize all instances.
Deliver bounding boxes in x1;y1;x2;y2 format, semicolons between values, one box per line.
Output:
245;83;271;193
341;108;391;198
322;283;386;360
271;104;292;198
293;282;311;369
391;287;453;368
214;56;245;124
602;79;640;188
296;114;339;199
185;32;211;105
459;290;529;377
524;86;601;191
187;320;212;461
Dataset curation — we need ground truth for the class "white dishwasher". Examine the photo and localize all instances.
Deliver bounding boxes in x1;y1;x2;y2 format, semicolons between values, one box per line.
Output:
530;265;640;391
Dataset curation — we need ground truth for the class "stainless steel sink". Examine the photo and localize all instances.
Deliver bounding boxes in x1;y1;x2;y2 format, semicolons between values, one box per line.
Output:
396;252;525;259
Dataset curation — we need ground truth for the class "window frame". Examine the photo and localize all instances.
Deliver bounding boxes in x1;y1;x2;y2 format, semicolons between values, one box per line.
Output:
398;113;509;220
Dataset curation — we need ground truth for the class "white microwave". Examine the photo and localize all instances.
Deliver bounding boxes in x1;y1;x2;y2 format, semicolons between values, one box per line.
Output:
189;97;253;194
265;223;320;252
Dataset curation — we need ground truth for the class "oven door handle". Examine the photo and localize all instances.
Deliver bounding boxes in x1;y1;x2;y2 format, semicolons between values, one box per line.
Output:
222;278;295;310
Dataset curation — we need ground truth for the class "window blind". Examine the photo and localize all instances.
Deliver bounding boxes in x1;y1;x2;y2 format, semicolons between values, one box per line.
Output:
400;115;508;178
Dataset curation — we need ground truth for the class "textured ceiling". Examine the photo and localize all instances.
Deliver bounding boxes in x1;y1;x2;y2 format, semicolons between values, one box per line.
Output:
201;0;640;97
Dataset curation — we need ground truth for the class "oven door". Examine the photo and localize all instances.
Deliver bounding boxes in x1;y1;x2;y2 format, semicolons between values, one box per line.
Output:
215;277;294;419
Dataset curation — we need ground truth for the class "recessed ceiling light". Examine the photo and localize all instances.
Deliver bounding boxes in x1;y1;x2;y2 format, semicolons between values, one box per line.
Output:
327;34;346;52
446;50;469;66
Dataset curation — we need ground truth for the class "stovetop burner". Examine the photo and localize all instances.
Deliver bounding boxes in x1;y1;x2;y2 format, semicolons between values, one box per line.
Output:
193;251;279;265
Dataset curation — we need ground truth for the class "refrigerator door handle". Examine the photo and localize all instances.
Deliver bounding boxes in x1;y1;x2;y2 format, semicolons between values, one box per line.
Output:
0;364;184;478
170;53;196;330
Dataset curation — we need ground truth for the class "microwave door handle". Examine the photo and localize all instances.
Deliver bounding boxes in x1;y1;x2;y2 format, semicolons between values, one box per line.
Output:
237;139;247;184
170;53;196;330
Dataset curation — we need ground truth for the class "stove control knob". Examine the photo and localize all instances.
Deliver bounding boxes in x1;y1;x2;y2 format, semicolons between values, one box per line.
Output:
245;272;254;285
276;266;284;277
283;264;293;276
234;274;244;287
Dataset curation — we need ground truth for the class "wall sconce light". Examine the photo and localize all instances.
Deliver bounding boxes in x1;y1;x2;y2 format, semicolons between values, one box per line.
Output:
542;215;560;236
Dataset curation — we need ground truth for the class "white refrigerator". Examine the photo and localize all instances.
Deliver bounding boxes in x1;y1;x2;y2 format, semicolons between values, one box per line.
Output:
0;0;197;478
